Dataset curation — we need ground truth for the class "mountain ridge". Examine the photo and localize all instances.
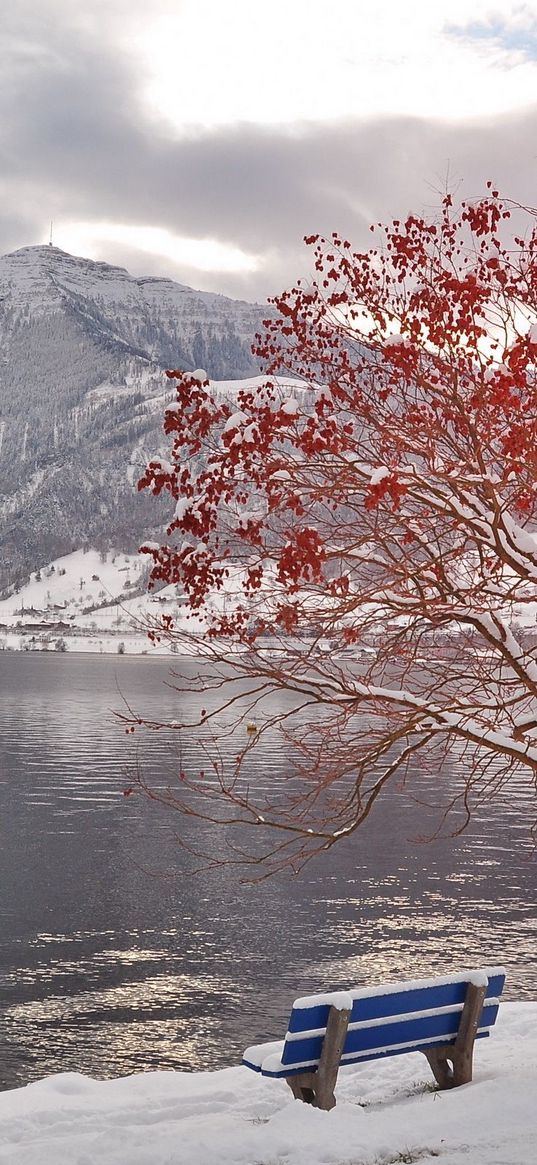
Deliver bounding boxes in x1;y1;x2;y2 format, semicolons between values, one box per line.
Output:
0;245;261;309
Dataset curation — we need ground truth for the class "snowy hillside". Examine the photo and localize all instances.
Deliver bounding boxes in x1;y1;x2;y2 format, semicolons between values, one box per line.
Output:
0;547;193;654
0;540;281;654
0;245;267;593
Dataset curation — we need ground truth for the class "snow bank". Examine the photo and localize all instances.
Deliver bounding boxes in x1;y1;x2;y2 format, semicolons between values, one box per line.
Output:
0;1003;535;1164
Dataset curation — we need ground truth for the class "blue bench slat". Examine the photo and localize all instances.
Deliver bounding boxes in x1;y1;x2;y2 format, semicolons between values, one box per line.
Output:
262;1030;492;1078
281;1000;499;1067
286;971;505;1035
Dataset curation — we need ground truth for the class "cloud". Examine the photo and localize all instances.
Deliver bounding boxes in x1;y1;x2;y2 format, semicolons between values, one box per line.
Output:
446;11;537;61
140;0;537;126
1;1;537;301
55;222;262;275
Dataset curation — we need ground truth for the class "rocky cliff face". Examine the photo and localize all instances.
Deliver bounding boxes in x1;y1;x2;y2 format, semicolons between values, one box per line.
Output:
0;246;265;593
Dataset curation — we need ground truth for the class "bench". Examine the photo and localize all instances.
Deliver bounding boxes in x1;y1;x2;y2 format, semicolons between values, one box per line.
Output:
243;966;506;1111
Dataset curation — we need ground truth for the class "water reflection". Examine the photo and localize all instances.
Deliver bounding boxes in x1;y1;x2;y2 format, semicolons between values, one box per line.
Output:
0;652;536;1090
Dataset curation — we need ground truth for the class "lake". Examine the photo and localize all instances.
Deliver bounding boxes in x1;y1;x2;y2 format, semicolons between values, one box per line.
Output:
0;651;536;1091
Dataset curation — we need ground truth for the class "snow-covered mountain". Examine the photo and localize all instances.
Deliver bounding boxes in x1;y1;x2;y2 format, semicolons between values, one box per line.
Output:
0;245;266;594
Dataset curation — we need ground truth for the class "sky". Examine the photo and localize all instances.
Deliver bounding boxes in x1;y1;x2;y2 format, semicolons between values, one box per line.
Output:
2;0;537;302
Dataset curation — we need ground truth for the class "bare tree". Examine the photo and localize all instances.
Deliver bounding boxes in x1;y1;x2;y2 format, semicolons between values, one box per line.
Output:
129;188;537;875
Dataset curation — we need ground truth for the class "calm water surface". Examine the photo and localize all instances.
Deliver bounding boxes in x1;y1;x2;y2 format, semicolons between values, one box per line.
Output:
0;652;536;1090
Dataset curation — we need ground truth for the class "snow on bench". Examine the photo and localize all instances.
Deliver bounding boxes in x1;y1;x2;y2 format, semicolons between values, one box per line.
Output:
243;966;506;1110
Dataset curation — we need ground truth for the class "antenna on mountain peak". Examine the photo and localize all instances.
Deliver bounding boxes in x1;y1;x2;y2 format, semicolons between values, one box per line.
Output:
49;221;53;247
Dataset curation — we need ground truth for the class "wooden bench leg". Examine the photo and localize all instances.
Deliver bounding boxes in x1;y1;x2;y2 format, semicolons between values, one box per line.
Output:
424;1047;454;1089
452;981;487;1085
423;982;487;1089
286;1004;350;1112
286;1072;318;1105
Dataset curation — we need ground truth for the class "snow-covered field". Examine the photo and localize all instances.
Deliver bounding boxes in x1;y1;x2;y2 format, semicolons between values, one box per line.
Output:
0;1003;534;1164
2;540;537;660
0;548;193;655
0;545;269;656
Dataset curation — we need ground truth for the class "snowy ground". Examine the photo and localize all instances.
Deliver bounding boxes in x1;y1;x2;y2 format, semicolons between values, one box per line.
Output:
0;1003;535;1164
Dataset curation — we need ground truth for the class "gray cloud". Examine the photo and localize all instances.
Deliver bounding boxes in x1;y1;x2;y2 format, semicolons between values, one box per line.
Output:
1;1;537;301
